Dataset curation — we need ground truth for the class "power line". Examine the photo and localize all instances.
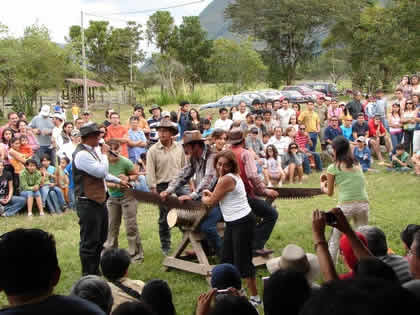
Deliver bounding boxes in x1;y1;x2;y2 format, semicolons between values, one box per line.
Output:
84;12;134;23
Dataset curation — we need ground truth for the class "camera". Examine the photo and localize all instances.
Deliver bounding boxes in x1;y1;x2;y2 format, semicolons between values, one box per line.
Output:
324;211;337;225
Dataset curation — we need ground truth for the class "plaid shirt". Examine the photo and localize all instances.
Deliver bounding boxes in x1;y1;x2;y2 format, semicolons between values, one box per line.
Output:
166;144;216;200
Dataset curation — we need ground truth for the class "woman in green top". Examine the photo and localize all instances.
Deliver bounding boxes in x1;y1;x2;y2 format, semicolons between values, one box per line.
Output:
321;136;369;263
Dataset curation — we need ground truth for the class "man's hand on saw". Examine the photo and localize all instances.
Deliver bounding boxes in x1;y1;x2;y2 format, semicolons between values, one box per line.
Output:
178;195;192;203
264;188;279;198
160;191;169;200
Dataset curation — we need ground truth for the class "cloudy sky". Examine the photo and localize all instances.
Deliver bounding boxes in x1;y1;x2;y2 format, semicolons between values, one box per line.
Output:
0;0;212;55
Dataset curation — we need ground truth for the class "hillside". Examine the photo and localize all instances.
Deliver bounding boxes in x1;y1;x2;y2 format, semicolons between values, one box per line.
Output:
198;0;235;40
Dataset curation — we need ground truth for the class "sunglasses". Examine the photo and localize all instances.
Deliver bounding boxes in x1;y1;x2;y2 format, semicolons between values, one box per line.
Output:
290;146;297;149
299;128;306;130
331;120;338;122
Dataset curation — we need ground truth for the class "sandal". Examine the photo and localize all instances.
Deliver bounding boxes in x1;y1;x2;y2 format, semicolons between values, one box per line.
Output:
28;213;33;217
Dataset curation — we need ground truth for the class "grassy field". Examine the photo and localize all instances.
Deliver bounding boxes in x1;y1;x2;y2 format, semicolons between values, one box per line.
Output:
0;167;419;313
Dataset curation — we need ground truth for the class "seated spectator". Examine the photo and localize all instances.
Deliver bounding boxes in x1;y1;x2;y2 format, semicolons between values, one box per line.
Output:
71;275;113;314
263;269;311;315
267;126;289;157
59;129;80;161
141;280;175;315
262;145;285;187
412;150;420;176
383;143;411;172
354;257;399;284
202;119;214;138
19;135;33;158
200;294;258;315
100;248;144;312
368;115;392;163
266;244;320;289
39;155;66;214
251;115;267;139
19;159;44;216
295;124;323;174
288;115;299;132
0;228;105;314
353;136;374;172
214;108;233;131
340;116;354;141
339;232;368;280
245;127;265;157
324;116;343;156
9;137;27;176
401;224;420;259
210;129;227;153
352;113;369;140
408;230;420;279
0;160;26;217
112;301;155;315
210;264;242;291
357;225;412;284
284;142;304;184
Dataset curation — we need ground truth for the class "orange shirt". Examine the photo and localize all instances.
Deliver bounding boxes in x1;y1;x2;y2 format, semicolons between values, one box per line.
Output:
105;124;129;157
20;145;33;158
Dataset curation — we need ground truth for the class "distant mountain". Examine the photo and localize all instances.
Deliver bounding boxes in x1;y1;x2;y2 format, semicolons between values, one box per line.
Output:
198;0;235;40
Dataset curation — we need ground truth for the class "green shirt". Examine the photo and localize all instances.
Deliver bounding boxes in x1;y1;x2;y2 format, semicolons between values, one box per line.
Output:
20;169;42;191
392;152;409;169
108;157;134;198
327;164;368;203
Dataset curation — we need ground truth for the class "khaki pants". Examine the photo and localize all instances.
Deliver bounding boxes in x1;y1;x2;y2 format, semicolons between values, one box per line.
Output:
104;195;144;260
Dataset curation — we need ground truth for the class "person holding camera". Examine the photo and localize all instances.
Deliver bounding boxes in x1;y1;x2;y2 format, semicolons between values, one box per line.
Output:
320;136;369;264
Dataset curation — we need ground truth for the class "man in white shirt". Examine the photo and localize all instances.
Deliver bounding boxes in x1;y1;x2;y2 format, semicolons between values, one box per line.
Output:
52;113;65;154
232;101;249;121
268;126;290;157
214;107;233;131
277;99;295;130
59;130;81;161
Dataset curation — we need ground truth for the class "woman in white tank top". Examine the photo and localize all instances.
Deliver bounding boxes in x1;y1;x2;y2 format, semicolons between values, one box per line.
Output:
203;150;260;305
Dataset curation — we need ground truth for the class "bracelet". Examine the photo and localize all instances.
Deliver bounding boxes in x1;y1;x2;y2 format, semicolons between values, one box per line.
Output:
314;240;328;251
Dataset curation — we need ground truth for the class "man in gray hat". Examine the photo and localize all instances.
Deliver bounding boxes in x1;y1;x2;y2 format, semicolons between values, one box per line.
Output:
29;105;55;164
147;104;162;145
73;122;130;275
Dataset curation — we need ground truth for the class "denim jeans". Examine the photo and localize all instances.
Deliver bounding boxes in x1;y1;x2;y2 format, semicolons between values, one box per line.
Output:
68;187;76;209
20;190;41;198
3;196;27;217
309;132;318;152
247;197;278;250
302;152;323;174
131;175;149;192
40;185;65;213
199;205;223;254
390;132;403;154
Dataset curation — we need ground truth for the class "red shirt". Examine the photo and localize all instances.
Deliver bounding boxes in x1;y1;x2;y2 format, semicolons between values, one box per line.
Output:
105;124;129;157
295;132;309;151
368;119;385;137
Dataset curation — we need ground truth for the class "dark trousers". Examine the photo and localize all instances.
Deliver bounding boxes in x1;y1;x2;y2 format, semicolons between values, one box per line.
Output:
199;205;223;254
403;129;414;154
77;198;108;276
247;197;278;250
309;132;318;152
303;152;323;174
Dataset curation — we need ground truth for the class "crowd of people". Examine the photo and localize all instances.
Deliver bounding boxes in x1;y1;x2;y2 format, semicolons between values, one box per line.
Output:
0;74;419;314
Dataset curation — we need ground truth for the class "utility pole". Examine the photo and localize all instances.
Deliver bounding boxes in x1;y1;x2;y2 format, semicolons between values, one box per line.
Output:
81;11;88;110
129;47;133;104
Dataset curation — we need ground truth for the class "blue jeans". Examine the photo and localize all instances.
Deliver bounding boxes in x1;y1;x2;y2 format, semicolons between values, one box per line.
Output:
390;132;403;154
3;196;27;217
387;167;411;172
132;175;149;192
68;187;76;209
199;206;223;254
40;185;65;213
309;132;318;152
20;190;41;198
303;152;323;174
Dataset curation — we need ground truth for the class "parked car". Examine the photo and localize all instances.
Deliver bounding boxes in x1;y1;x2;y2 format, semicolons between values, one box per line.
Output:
279;90;307;104
300;82;340;97
282;85;325;101
199;95;253;111
240;91;267;103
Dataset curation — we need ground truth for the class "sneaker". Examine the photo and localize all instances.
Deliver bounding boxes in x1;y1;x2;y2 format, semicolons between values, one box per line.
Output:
249;296;262;308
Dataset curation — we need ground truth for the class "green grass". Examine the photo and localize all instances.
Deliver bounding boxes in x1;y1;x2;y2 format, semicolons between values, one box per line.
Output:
0;167;419;313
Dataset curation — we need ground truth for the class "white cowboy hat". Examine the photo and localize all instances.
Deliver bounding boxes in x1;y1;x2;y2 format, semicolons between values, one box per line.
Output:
40;105;51;117
266;244;320;283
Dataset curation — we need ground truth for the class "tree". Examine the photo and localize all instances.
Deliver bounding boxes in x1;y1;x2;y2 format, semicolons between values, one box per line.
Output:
226;0;334;86
172;16;213;90
146;11;176;55
207;38;266;94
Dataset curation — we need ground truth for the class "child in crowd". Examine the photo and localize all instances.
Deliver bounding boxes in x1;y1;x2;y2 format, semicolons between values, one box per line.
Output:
56;157;70;204
202;119;214;138
130;153;149;192
8;137;27;175
19;135;33;158
262;133;270;149
384;144;411;172
263;144;285;187
288;115;299;132
40;155;66;214
64;161;75;209
19;159;44;216
353;137;373;172
340;117;354;142
284;142;304;184
412;150;420;176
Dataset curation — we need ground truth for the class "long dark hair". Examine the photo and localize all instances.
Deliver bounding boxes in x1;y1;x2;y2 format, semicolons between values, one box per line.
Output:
141;280;176;315
266;144;278;160
391;103;401;117
332;136;358;169
188;108;200;122
2;128;14;146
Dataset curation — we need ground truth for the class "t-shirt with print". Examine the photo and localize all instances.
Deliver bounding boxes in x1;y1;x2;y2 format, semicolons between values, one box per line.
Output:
0;171;12;199
327;164;368;203
108;157;134;197
392;151;409;169
352;121;369;138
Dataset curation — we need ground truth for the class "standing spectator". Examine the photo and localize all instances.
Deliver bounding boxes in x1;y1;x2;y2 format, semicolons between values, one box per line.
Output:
252;115;267;139
401;100;416;154
147;104;162;145
65;161;76;209
292;103;301;119
246;127;265;157
29;105;55;164
388;103;403;153
277;99;295;130
128;105;150;135
346;91;363;120
397;75;412;99
298;101;320;152
368;115;392;163
353;137;373;172
51;113;65;155
106;112;129;158
267;127;290;158
104;140;144;263
365;94;377;120
146;121;185;255
0;160;26;217
327;99;343;122
16;120;39;153
103;108;114;128
295;125;323;174
0;228;105;314
59;130;81;161
74;117;84;131
72;103;80;121
178;100;190;138
288;115;299;132
411;75;420;95
127;116;147;164
395;88;407;111
413;94;420;153
57;122;73;151
56;157;70;205
186;108;204;133
352;113;370;140
251;99;263;115
229;106;238;120
19;159;45;217
0;112;19;138
214;108;233;131
321;136;369;263
233;101;249;121
315;96;328;151
262;110;278;135
324;116;343;156
374;89;388;129
82;110;93;125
